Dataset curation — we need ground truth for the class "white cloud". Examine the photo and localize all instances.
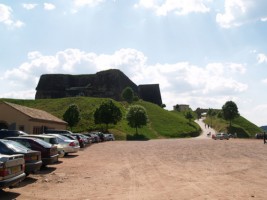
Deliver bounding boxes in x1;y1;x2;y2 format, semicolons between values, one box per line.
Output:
0;48;247;113
257;53;267;64
73;0;105;7
22;3;38;10
243;104;267;126
0;4;24;28
216;0;267;28
262;79;267;84
134;0;212;16
44;3;56;10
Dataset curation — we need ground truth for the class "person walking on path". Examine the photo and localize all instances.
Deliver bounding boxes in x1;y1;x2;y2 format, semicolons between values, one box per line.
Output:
194;118;216;139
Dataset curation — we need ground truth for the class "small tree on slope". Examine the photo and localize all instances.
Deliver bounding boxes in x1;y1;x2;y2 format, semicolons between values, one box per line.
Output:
126;105;148;134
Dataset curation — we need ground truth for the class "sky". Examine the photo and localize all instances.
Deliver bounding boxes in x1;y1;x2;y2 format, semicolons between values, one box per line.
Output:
0;0;267;126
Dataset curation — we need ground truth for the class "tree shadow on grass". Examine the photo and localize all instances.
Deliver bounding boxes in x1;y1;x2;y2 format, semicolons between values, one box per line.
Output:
126;134;149;141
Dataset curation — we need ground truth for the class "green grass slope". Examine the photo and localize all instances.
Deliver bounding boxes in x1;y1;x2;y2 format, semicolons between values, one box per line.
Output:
1;97;200;140
205;115;262;138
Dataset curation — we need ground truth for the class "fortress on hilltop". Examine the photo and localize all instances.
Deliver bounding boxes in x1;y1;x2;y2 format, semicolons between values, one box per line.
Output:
35;69;162;106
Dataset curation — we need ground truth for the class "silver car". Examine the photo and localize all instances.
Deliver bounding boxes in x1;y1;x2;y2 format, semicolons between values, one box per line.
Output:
22;135;65;157
46;134;80;156
213;133;229;140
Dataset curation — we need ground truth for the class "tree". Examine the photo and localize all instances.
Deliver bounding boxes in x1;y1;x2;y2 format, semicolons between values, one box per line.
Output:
207;108;216;127
174;104;180;111
126;105;148;134
94;100;122;130
185;111;194;123
121;87;134;103
63;104;81;130
195;108;202;119
222;101;239;127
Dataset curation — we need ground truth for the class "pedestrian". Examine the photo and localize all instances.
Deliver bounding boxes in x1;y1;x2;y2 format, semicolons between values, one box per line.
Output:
264;132;266;144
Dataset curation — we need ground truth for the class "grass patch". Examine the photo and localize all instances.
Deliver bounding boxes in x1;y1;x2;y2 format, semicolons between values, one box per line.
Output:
204;115;262;138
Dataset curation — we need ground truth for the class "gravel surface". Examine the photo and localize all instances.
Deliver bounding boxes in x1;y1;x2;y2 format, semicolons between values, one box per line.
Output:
1;137;267;200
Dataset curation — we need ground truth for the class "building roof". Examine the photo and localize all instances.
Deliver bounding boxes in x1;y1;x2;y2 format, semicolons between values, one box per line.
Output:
2;101;67;125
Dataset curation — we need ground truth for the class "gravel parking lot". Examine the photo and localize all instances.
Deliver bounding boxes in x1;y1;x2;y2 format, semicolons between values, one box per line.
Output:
1;138;267;200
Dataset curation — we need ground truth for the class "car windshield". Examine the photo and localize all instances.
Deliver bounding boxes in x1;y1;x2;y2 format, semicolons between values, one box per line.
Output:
49;138;58;144
64;135;77;140
55;134;70;141
2;140;30;153
33;138;52;148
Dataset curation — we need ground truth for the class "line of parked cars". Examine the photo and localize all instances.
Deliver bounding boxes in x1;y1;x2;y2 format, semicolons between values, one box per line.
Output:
0;129;115;190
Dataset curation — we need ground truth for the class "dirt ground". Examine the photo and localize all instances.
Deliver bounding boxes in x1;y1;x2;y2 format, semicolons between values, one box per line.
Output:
1;136;267;200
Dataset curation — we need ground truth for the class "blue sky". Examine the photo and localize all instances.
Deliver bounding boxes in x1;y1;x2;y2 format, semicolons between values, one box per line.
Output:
1;0;267;126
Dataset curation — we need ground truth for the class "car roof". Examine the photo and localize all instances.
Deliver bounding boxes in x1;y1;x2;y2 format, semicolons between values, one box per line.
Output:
6;136;49;142
23;135;56;138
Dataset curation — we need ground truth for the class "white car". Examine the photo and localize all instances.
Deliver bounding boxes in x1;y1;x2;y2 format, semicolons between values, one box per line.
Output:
0;153;26;189
22;135;65;158
46;134;80;156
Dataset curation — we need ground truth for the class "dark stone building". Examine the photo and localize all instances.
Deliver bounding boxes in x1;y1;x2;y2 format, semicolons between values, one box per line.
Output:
35;69;162;106
138;84;162;106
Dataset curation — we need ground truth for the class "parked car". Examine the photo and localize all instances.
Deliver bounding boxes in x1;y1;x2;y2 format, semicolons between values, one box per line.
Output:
212;133;229;140
104;133;115;141
70;134;86;148
94;132;105;142
84;133;101;143
21;135;64;158
6;137;59;166
255;133;264;139
0;139;42;175
46;134;80;156
73;133;92;145
0;153;26;189
0;129;28;139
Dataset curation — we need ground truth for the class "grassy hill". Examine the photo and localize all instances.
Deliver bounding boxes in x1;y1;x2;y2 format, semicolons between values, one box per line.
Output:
204;115;262;138
2;97;261;139
0;97;201;140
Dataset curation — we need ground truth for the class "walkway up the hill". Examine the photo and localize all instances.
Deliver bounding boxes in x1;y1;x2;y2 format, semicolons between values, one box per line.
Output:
194;118;216;139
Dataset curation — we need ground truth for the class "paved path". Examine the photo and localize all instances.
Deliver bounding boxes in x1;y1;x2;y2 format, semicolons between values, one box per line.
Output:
194;118;216;139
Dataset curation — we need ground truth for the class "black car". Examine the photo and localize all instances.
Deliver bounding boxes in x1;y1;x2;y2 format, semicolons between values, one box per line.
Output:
0;139;42;175
6;137;58;166
0;130;28;139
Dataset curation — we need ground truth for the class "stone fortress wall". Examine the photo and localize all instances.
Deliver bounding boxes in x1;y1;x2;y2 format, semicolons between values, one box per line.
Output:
35;69;162;106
